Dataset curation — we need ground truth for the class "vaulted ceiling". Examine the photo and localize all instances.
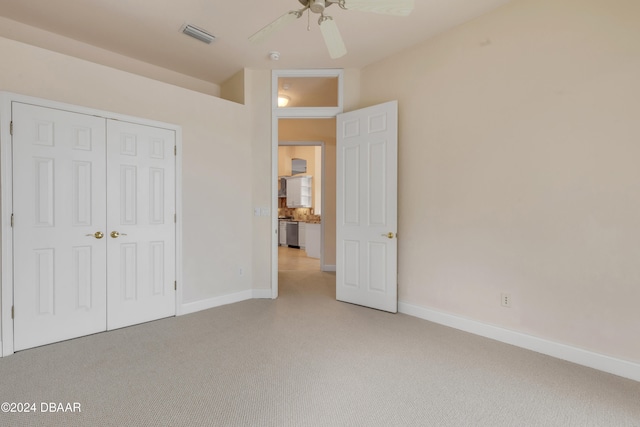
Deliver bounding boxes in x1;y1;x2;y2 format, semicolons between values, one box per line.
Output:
0;0;513;90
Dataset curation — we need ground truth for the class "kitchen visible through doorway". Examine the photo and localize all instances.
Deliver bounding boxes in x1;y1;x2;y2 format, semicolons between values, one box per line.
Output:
278;140;324;272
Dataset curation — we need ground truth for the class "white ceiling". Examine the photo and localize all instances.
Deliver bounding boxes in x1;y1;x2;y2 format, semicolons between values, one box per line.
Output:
0;0;513;87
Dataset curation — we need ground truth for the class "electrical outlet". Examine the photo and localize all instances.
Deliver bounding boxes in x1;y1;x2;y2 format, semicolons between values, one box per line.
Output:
501;293;511;308
239;268;244;276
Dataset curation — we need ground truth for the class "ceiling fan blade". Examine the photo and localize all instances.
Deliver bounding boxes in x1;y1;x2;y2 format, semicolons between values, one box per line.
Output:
249;10;302;43
340;0;414;16
319;16;347;59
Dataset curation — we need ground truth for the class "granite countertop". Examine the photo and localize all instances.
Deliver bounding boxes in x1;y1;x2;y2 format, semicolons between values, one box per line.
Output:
278;217;321;224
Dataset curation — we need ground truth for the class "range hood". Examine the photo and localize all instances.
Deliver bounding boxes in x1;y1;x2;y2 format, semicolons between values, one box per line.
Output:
292;158;307;175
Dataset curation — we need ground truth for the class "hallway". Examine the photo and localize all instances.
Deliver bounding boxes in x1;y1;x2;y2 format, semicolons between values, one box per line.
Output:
278;245;320;271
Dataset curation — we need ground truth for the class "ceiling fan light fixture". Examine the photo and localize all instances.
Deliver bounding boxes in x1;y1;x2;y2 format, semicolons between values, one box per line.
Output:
309;0;326;13
278;95;291;107
250;0;413;55
181;24;216;44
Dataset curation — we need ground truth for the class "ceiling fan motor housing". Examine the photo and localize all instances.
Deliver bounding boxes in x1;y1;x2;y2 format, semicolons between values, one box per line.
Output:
299;0;331;14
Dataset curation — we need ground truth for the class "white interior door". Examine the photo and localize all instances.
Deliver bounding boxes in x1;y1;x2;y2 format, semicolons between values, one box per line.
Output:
106;120;176;330
336;101;398;313
12;102;108;351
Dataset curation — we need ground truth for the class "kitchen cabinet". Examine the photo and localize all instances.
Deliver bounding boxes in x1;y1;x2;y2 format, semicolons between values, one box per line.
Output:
279;220;287;246
305;223;321;259
286;176;312;208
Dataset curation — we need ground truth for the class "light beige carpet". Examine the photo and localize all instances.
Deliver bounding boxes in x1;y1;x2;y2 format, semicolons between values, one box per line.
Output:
0;271;639;426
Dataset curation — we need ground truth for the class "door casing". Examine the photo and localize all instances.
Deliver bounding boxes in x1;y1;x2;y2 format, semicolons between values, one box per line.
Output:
0;92;184;357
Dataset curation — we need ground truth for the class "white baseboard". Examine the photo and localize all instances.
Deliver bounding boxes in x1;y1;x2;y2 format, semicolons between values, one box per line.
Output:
398;301;640;383
180;289;275;315
322;264;336;272
180;290;253;315
252;289;273;299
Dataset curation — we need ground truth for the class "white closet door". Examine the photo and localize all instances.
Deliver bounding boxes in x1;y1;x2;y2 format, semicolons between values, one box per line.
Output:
106;120;176;330
12;102;107;351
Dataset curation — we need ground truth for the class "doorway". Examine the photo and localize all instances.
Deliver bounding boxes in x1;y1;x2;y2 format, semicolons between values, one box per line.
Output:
278;141;324;272
270;69;343;298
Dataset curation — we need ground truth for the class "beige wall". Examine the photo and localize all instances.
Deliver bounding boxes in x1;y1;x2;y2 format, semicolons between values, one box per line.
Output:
278;146;295;176
246;69;273;291
359;0;640;362
220;69;245;105
0;36;253;305
279;119;337;266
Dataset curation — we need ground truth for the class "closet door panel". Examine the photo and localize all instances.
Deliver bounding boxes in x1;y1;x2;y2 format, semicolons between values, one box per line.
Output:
106;120;176;330
12;102;107;351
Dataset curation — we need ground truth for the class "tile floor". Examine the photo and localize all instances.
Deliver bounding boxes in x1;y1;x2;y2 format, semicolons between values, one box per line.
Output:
278;246;320;271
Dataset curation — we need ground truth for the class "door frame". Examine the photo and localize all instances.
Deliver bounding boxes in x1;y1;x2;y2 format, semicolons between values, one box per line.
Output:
0;92;184;356
270;69;344;298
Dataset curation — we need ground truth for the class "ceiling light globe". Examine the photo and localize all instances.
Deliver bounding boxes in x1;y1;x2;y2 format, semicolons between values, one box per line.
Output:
278;95;290;107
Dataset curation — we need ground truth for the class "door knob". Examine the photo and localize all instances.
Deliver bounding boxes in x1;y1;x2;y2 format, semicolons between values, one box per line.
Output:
382;232;395;239
110;231;127;238
86;231;104;239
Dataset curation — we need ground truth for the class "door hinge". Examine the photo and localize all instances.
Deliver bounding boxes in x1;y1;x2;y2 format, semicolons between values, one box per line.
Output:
11;306;14;319
174;146;177;156
174;281;177;291
10;121;13;136
11;213;14;227
174;213;177;223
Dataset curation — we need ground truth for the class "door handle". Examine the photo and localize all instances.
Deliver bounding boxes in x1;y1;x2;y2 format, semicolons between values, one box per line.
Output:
110;231;128;238
86;231;104;239
382;232;395;239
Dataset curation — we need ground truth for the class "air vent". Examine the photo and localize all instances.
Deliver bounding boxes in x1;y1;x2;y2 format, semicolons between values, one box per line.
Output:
181;24;216;44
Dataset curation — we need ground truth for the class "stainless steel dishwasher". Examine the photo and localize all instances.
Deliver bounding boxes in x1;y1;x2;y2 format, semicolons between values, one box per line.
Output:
286;221;299;248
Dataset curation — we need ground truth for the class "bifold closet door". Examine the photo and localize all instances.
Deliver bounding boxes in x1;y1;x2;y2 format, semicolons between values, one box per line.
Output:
12;102;177;351
106;120;176;330
12;102;108;351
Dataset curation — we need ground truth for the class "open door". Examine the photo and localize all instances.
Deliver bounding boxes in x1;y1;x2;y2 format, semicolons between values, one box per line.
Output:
336;101;398;313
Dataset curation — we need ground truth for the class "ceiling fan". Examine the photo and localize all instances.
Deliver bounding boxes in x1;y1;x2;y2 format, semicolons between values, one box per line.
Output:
249;0;415;59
